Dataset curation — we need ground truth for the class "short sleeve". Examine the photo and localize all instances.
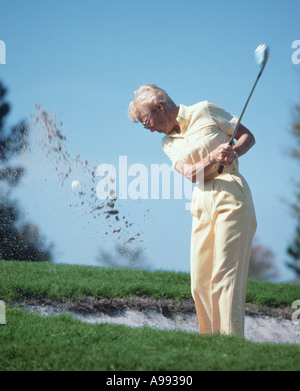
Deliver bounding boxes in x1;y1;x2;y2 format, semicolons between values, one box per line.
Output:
207;102;238;136
161;137;180;169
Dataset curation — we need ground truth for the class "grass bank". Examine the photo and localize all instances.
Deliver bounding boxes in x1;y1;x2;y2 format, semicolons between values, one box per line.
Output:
2;307;300;371
1;260;300;308
1;260;300;371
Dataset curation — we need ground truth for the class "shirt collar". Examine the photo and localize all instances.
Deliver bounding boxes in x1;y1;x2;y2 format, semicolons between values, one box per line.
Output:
168;104;189;138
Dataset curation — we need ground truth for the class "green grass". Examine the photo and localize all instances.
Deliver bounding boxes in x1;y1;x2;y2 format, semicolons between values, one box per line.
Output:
1;259;300;371
1;260;300;307
0;260;190;302
1;306;300;371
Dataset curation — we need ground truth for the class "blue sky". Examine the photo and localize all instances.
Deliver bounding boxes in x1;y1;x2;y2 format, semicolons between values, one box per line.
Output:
1;0;300;281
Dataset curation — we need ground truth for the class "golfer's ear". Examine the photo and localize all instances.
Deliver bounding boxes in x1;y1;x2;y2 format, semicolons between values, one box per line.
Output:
154;102;166;112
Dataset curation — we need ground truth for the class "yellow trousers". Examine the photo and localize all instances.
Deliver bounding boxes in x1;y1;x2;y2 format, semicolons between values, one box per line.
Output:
190;169;257;336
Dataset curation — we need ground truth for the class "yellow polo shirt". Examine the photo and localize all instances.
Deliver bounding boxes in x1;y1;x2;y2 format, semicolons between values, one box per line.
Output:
161;101;239;171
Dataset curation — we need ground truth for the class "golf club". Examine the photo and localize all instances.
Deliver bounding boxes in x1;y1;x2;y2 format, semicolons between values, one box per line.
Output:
218;44;270;174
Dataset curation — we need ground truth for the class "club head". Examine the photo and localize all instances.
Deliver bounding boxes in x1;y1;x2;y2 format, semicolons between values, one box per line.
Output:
255;44;269;66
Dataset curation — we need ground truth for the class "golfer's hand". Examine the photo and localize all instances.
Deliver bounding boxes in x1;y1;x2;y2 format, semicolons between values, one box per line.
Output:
213;143;236;166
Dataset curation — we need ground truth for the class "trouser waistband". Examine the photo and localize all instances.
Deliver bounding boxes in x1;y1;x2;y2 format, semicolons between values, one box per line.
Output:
204;165;238;182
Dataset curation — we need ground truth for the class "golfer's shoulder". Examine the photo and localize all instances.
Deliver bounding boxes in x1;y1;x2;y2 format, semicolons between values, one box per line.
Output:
189;100;213;115
190;100;210;108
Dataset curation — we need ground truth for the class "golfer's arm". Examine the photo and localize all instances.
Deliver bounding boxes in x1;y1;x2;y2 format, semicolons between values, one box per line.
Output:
232;124;256;157
174;157;214;184
174;124;255;183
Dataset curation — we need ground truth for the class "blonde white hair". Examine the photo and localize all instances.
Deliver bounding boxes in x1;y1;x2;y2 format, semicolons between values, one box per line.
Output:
128;84;176;123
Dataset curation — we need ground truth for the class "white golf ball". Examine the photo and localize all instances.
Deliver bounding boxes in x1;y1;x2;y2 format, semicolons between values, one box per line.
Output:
255;44;268;65
71;180;82;191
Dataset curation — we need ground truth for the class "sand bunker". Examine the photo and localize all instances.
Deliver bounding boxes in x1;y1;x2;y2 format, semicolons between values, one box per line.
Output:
19;299;300;345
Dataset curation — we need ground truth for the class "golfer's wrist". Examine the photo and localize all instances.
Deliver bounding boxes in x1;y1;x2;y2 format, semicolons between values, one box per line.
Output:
208;152;218;165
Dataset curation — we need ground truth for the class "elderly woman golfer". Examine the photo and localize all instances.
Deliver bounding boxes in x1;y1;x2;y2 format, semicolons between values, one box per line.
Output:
128;84;257;336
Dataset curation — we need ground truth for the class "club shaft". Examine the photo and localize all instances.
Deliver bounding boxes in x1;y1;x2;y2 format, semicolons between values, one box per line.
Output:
230;62;265;143
218;59;267;174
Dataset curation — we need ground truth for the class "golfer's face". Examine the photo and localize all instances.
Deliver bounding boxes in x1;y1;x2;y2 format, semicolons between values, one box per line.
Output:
141;108;171;134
